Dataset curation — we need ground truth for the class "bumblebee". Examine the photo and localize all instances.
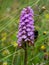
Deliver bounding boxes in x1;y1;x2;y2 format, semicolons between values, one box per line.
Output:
34;30;38;39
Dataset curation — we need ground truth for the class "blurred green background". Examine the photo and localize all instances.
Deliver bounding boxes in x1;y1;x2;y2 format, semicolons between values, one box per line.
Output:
0;0;49;65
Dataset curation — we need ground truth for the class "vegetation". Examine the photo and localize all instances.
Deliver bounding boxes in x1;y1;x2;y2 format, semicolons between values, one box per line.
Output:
0;0;49;65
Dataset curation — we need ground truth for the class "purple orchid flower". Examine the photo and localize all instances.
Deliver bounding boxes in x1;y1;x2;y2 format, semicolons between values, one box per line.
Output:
17;6;34;46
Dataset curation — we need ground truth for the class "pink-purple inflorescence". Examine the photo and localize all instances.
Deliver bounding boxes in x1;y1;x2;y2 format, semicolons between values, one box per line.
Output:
17;6;34;47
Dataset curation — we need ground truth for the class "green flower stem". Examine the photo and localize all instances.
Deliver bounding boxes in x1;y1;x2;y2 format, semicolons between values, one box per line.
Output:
24;43;27;65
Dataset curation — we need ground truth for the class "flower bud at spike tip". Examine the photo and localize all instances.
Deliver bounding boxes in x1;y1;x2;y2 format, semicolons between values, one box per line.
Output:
17;6;34;47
